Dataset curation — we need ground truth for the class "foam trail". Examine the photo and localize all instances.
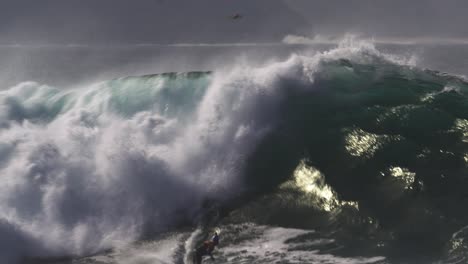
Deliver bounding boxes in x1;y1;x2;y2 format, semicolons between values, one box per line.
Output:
183;228;202;264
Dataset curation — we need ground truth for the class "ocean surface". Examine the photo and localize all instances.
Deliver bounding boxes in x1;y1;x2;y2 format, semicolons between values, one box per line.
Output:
1;40;468;264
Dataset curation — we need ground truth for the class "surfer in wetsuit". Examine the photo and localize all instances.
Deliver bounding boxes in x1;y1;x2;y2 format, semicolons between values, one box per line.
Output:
194;232;219;264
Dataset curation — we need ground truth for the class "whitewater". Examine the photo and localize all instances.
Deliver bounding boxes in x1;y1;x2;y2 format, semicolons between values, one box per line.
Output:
1;39;468;263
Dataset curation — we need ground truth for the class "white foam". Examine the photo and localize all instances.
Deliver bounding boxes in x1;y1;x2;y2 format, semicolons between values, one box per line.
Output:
220;225;385;264
83;234;182;264
183;228;202;264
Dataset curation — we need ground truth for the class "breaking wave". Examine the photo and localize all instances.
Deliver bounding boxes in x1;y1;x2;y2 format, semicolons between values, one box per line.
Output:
1;40;467;263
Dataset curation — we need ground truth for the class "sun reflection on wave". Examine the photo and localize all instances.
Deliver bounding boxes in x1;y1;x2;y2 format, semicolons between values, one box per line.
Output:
282;160;358;212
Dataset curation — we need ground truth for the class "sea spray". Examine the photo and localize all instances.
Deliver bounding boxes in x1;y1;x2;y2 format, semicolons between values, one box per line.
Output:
0;40;467;263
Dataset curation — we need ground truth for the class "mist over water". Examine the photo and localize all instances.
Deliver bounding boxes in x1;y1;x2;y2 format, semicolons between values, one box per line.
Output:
0;40;468;263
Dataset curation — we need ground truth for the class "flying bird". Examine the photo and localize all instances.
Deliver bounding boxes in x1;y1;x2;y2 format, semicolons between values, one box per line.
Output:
229;14;243;20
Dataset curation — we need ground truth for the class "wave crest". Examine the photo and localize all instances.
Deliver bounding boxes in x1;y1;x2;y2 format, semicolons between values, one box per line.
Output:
0;39;467;261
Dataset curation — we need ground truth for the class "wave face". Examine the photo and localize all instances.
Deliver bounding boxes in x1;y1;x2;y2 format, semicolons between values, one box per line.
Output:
1;41;468;262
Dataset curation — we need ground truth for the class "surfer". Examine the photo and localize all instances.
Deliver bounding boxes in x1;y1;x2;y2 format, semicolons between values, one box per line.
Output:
194;232;220;264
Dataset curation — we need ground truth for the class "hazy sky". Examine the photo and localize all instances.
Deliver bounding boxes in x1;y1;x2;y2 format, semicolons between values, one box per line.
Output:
1;0;467;44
